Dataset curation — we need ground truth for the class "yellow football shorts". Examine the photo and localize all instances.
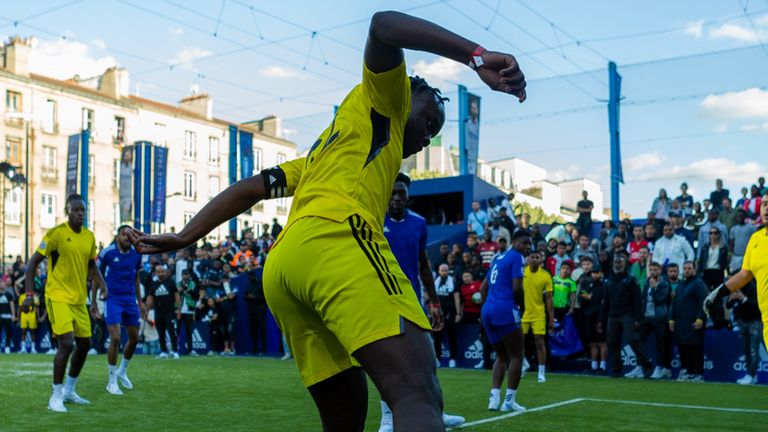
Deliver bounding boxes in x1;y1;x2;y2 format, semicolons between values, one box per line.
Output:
20;311;37;330
46;299;91;338
264;214;432;388
521;318;546;336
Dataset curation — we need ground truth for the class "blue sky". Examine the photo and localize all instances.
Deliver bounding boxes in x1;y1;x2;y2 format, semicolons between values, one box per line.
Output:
2;0;767;217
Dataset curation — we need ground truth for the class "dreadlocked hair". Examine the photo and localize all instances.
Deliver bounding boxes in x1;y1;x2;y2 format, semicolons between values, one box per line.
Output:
409;75;450;105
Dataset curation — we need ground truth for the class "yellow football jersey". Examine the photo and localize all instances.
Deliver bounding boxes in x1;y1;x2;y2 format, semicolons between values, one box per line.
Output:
522;266;553;322
36;222;97;305
288;61;410;233
742;227;768;323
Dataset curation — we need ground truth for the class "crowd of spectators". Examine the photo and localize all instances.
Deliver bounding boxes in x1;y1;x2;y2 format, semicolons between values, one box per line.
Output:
0;219;288;360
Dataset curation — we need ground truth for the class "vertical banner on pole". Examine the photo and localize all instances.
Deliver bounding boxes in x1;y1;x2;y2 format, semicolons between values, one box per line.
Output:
151;146;168;224
65;134;80;198
239;131;254;179
80;130;89;227
228;126;238;237
608;61;623;221
133;143;142;229
458;86;481;176
119;145;134;224
142;142;152;233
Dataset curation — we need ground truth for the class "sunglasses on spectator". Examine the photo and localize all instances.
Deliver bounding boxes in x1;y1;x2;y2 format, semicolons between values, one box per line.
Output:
709;231;720;235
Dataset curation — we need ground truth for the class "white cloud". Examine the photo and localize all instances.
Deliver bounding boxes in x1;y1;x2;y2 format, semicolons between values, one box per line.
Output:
708;23;768;42
411;57;463;83
637;158;764;184
258;65;306;80
684;20;704;38
623;151;664;173
548;164;581;182
90;38;106;49
168;47;212;70
29;38;117;79
756;15;768;26
700;87;768;120
169;27;184;36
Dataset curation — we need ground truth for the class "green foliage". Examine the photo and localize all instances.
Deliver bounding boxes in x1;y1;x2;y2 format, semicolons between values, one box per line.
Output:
408;169;448;180
513;200;566;225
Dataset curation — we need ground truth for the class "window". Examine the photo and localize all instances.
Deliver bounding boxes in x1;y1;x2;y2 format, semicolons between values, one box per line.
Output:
184;130;196;160
155;122;167;146
114;116;125;143
42;146;57;180
82;108;94;132
88;154;95;187
40;193;57;228
254;147;263;172
5;138;21;164
88;200;95;230
183;170;196;199
208;176;219;198
112;159;120;188
183;212;195;225
113;203;120;230
42;99;57;133
6;90;21;112
4;187;21;225
276;153;286;165
208;137;219;165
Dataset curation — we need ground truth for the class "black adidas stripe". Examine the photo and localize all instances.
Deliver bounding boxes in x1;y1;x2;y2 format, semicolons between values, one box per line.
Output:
349;216;392;296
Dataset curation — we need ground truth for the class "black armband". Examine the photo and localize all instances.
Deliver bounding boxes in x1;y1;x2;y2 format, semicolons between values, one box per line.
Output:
261;166;289;199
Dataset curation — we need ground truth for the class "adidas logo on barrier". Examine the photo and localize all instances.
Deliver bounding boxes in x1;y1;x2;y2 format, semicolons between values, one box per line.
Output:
621;345;636;367
465;340;484;360
40;333;52;349
192;329;207;350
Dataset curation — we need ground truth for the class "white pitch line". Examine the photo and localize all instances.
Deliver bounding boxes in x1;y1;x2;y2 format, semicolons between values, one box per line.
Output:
453;398;585;429
585;398;768;414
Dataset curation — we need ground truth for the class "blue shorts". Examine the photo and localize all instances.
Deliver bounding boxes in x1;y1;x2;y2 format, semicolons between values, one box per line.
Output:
481;308;521;345
105;297;140;327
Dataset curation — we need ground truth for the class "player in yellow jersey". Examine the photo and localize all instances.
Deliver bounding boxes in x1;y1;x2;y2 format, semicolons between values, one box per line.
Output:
24;194;108;413
521;250;555;383
128;10;526;431
706;191;768;349
18;291;40;353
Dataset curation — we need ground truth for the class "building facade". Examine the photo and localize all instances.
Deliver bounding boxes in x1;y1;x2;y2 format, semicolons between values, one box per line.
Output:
0;37;296;260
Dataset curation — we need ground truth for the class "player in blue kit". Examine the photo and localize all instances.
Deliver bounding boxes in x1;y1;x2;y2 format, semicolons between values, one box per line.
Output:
480;229;532;412
97;225;144;395
379;173;465;431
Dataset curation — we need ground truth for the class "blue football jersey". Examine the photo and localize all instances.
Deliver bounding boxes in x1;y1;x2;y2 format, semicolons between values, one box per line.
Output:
98;244;142;298
384;210;427;300
483;249;524;314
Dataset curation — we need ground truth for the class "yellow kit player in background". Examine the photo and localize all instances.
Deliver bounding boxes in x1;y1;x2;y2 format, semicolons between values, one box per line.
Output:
24;194;108;413
18;291;39;353
128;10;526;431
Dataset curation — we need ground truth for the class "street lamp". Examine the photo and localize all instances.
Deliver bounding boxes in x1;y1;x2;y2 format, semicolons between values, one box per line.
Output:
6;111;33;261
0;161;26;268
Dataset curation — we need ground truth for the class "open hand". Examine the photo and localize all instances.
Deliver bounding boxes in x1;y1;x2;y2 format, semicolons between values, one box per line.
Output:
126;228;189;254
89;304;102;320
476;51;526;102
429;305;445;332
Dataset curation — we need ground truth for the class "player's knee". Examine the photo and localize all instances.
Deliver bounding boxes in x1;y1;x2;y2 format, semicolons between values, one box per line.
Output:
110;336;121;347
58;338;75;353
75;337;91;351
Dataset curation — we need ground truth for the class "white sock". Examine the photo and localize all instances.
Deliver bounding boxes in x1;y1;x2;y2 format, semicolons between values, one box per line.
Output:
490;388;500;399
505;388;516;404
118;358;130;374
380;400;392;419
538;365;546;374
108;364;117;376
591;360;598;370
52;383;63;397
599;361;606;369
64;376;77;393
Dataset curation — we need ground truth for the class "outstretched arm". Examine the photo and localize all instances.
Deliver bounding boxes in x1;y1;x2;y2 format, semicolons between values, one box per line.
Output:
366;11;526;100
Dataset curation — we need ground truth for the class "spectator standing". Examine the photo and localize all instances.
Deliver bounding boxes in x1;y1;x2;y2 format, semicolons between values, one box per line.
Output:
545;242;571;276
270;218;283;239
17;291;39;353
490;219;511;245
735;188;749;211
487;198;501;220
551;260;577;322
468;201;490;236
709;179;729;212
627;226;650;264
652;223;694;270
718;197;738;230
477;229;500;270
215;277;238;356
572;234;598;267
576;191;594;238
433;264;460;368
727;280;761;385
669;262;708;382
729;211;756;273
244;266;268;356
743;185;762;225
699;227;728;291
644;224;659;246
638;262;672;379
629;247;650;287
521;251;554;383
498;207;516;234
696;210;729;259
676;183;694;217
146;265;179;359
459;271;482;324
0;280;16;353
600;253;652;379
758;177;767;195
177;270;197;356
651;189;672;222
580;265;607;373
671;213;695;247
499;192;515;215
